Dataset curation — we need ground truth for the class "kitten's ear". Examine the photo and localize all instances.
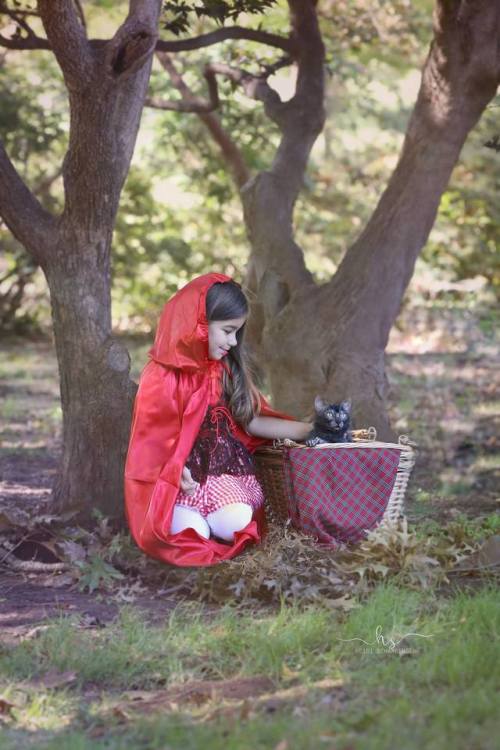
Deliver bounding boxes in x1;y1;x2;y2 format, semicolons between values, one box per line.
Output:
341;399;352;412
314;394;326;411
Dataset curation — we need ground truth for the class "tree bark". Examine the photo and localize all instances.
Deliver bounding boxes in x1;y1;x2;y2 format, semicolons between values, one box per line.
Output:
44;252;135;518
240;0;500;439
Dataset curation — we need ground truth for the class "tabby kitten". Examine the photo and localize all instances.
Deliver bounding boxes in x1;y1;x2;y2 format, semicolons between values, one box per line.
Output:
304;395;353;446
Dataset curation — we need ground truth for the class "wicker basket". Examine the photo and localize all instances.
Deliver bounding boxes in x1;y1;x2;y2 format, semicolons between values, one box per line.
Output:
253;427;380;525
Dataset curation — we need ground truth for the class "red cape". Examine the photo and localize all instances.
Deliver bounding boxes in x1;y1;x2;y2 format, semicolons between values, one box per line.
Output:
124;272;296;567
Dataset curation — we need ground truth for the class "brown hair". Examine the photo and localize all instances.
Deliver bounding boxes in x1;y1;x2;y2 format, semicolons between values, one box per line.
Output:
205;281;262;427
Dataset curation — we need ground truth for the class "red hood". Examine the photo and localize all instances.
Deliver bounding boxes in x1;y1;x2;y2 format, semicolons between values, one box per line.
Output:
148;272;233;371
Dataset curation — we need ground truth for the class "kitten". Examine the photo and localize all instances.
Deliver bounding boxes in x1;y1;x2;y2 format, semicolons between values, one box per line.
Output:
304;395;353;446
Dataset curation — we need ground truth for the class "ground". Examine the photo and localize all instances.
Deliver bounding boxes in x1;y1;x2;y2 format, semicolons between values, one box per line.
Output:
0;299;499;749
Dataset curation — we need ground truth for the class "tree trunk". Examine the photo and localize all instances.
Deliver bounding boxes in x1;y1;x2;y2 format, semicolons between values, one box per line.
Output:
242;0;500;440
44;248;136;517
45;43;160;516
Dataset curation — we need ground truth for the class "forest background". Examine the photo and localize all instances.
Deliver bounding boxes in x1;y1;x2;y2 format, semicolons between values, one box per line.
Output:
1;0;499;332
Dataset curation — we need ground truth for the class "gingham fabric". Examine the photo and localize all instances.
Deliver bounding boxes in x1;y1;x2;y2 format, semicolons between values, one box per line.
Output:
175;473;265;517
282;445;402;548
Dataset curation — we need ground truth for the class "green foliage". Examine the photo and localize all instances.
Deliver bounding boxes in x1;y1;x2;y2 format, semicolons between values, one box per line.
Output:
0;55;67;178
0;53;66;332
162;0;277;34
111;166;196;329
74;555;125;593
422;109;500;299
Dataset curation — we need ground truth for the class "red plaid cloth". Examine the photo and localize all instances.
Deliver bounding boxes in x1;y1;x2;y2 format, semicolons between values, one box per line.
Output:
282;445;402;548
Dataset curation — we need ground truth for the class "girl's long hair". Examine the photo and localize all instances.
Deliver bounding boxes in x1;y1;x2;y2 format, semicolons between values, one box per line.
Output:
206;281;262;427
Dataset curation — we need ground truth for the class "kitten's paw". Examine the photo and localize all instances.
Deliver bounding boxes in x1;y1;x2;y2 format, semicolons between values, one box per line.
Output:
305;436;322;447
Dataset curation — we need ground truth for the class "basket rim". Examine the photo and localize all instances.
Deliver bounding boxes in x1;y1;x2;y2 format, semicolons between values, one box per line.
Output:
253;434;417;452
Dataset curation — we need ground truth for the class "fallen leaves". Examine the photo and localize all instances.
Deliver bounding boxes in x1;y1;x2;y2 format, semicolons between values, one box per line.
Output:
448;534;500;575
188;514;499;609
1;485;498;618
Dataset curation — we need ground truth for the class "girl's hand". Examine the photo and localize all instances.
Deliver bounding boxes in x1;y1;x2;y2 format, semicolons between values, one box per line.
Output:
180;466;199;495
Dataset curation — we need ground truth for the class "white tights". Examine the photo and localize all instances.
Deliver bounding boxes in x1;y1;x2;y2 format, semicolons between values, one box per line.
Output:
170;502;253;542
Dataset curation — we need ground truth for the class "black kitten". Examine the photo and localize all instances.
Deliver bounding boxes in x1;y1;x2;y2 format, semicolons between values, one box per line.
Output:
304;395;353;446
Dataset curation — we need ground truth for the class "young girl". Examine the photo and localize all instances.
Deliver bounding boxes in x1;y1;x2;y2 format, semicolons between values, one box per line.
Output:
124;272;312;567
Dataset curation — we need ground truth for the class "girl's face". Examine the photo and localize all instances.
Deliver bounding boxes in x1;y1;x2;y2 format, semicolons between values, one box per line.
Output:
208;316;247;360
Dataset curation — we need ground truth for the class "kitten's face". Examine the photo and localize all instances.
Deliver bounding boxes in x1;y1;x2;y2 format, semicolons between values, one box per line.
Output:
314;396;351;430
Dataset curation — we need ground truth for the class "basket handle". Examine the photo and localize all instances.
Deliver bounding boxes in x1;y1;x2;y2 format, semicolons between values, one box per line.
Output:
352;426;377;441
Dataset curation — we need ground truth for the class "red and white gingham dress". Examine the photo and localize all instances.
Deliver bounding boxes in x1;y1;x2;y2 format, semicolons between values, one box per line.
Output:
175;398;265;517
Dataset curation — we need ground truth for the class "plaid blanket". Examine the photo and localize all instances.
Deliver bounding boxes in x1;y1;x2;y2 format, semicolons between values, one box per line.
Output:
282;445;404;548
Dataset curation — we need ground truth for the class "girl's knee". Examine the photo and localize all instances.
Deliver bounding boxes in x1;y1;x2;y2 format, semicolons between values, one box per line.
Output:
170;504;210;539
206;502;253;542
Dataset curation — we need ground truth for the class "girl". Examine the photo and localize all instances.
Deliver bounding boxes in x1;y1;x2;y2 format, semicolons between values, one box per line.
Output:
124;272;313;567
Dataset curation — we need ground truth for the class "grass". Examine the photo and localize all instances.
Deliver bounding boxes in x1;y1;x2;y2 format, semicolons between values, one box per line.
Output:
414;512;500;542
0;602;336;689
439;479;475;497
0;583;498;749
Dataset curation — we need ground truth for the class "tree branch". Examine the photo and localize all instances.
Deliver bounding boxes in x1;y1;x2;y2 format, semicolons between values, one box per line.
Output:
156;26;294;54
0;141;55;264
205;61;287;127
0;2;39;17
0;32;50;49
0;18;294;56
55;1;162;228
0;9;48;50
149;52;290;123
38;0;93;87
267;0;325;184
146;51;219;110
0;3;39;37
151;52;250;189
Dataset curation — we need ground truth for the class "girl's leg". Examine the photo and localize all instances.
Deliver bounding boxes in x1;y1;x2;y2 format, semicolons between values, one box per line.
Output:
170;504;211;539
206;502;253;542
